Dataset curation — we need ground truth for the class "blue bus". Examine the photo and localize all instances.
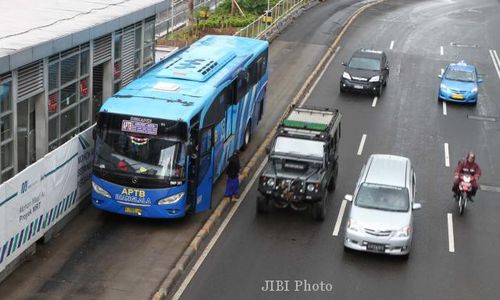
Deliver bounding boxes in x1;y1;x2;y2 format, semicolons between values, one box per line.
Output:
91;35;269;218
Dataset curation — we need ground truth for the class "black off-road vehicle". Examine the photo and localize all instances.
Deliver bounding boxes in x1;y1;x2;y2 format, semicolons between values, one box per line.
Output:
257;105;341;221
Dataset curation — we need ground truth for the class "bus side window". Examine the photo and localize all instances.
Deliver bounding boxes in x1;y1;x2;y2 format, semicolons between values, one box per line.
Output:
236;70;249;102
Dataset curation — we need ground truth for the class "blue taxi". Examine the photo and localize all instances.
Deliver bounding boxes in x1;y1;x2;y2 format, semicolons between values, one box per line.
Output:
438;61;483;105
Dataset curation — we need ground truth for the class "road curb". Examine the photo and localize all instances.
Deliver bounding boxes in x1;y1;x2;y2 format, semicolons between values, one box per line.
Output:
152;1;384;299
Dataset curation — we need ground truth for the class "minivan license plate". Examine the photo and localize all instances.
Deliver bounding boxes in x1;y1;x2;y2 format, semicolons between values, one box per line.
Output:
366;243;385;252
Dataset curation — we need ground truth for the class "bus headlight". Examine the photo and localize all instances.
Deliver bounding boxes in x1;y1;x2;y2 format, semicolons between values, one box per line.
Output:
158;192;184;205
306;183;316;192
92;181;111;198
266;178;275;187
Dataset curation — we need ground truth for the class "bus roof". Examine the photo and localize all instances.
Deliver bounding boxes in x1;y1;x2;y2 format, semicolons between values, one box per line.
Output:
99;35;268;123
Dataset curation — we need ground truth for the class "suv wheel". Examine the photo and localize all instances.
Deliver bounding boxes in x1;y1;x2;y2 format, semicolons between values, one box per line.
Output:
257;196;271;213
312;191;327;221
327;163;339;192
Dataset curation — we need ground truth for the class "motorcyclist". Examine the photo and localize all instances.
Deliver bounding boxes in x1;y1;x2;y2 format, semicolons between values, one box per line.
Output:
452;151;481;200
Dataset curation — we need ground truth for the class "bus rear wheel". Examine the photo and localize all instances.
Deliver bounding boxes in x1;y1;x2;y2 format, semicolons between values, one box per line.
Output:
241;123;252;151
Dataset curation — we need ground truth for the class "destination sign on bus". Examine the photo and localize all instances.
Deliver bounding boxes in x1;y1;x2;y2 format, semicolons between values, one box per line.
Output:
121;119;158;135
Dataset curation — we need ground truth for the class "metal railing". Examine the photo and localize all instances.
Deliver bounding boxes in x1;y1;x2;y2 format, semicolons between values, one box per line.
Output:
234;0;312;39
155;0;222;39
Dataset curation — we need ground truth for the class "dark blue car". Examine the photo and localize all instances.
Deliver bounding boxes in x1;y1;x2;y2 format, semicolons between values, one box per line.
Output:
438;61;483;105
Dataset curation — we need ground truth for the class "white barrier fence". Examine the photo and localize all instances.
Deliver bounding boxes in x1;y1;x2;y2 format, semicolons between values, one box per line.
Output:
0;127;94;274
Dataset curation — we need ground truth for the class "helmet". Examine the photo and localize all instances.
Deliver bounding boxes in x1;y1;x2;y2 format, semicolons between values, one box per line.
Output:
466;151;475;163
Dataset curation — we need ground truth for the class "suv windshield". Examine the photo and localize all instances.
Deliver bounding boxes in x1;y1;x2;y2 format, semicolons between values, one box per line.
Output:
348;57;381;71
445;69;475;82
94;129;186;180
273;136;324;160
355;183;409;212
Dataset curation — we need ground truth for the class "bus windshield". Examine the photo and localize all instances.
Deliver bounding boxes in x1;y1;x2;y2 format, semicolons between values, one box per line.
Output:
94;129;186;180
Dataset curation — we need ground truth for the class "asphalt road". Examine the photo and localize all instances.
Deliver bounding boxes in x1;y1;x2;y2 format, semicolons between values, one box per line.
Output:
0;0;367;299
178;0;500;299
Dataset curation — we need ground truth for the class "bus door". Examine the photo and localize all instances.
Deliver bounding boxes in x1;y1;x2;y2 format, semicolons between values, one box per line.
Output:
195;127;214;212
187;115;200;212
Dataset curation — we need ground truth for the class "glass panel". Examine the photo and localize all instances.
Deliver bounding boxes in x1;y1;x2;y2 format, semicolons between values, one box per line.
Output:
61;129;77;145
134;51;140;70
49;116;59;143
61;54;78;85
17;100;28;172
1;167;14;183
61;106;77;135
79;122;89;132
0;80;12;113
48;62;59;91
1;114;11;140
80;50;89;76
135;27;142;50
80;99;89;125
143;46;153;66
114;82;121;93
80;78;89;98
48;91;59;115
49;141;59;152
1;141;13;169
60;83;77;110
114;61;121;80
144;21;154;44
114;33;122;59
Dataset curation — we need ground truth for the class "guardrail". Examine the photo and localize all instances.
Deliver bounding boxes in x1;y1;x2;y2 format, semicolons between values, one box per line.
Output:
235;0;313;39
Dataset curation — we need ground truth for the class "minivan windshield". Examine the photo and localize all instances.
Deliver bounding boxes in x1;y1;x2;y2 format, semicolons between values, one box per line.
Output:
355;183;409;212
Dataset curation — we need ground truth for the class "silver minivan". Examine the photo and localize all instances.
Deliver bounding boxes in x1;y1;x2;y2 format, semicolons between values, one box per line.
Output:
344;154;421;256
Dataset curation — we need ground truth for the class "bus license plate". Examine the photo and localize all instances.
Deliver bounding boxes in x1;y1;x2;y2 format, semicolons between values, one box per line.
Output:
124;207;142;215
366;243;385;252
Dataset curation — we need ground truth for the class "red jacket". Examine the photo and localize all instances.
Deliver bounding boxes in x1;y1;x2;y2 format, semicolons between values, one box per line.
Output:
454;160;481;178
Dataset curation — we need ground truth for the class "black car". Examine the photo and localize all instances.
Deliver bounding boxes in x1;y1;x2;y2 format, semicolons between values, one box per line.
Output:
257;105;342;221
340;49;389;96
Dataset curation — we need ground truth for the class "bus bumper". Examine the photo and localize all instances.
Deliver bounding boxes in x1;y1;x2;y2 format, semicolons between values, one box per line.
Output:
92;195;187;218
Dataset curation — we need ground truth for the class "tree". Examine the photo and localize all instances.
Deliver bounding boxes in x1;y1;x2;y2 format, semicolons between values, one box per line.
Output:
187;0;194;26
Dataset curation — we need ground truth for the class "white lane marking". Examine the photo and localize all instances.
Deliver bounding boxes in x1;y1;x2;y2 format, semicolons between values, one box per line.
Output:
489;49;500;80
440;46;444;56
372;96;378;107
172;157;268;300
444;143;450;167
357;134;367;156
447;213;455;253
389;40;394;50
300;46;341;106
441;68;444;76
442;101;447;115
332;199;348;236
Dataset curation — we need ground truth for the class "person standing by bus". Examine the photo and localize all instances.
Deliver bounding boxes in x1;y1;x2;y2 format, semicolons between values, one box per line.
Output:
225;153;241;202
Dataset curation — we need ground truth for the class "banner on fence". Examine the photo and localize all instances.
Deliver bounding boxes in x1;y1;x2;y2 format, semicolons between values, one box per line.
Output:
0;128;94;273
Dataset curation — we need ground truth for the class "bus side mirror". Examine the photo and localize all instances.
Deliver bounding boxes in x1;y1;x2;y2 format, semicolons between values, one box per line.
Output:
266;146;271;154
341;62;347;66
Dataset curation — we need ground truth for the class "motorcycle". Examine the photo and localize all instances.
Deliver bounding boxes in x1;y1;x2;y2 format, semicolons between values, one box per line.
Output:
457;173;475;215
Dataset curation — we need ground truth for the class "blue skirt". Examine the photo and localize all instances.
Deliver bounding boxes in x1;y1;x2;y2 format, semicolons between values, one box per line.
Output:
224;177;240;197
